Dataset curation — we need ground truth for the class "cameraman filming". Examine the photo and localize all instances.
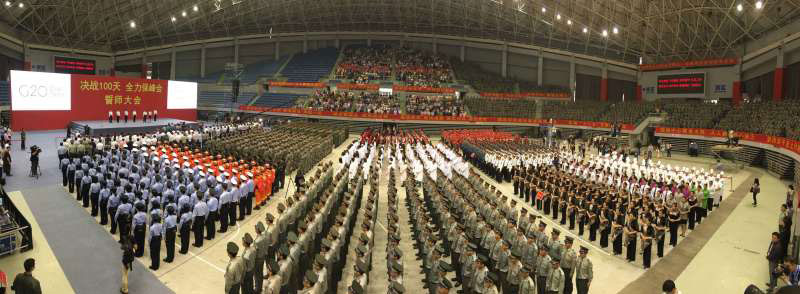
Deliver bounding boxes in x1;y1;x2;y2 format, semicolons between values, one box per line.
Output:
29;145;40;178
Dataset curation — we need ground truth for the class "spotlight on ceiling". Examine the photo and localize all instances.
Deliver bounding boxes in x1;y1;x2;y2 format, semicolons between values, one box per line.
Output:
755;1;763;10
736;3;743;12
4;1;10;7
171;16;176;22
582;27;588;34
612;27;619;34
541;7;546;13
193;5;198;12
130;21;136;28
182;11;187;17
567;19;572;25
17;2;23;8
556;14;561;20
602;29;608;37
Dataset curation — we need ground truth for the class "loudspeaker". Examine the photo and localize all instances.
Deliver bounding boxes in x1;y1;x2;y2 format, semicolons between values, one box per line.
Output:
232;79;240;102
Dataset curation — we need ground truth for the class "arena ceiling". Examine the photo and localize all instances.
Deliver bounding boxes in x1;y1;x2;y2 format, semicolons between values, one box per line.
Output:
0;0;799;64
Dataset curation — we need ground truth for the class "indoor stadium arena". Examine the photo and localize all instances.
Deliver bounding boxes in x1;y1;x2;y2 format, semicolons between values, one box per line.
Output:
0;0;797;293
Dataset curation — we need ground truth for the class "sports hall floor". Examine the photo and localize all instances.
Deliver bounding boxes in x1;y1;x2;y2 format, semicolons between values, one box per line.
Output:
0;130;790;293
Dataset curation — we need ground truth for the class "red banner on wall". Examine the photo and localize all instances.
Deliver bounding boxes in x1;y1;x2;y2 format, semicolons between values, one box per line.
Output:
336;83;380;91
479;92;571;99
11;74;197;131
640;58;738;71
655;127;800;157
240;105;636;131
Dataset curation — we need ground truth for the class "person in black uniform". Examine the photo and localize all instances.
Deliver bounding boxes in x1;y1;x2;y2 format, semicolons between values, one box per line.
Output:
149;214;163;270
179;203;193;254
655;209;666;258
668;203;680;247
687;193;698;230
623;213;636;262
641;217;653;269
612;211;623;255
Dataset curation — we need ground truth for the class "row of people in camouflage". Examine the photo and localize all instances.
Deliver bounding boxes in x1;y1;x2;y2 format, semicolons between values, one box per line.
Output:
399;140;593;294
204;123;339;176
227;152;382;294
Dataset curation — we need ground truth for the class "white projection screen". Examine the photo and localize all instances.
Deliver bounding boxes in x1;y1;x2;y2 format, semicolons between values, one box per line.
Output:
166;80;198;109
10;70;72;111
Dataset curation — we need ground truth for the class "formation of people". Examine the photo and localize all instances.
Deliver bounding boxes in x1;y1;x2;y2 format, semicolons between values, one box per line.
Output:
461;134;726;270
107;110;159;123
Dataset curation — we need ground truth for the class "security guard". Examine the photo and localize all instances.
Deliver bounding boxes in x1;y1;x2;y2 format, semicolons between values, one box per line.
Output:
574;247;593;294
225;242;245;294
546;259;564;294
561;237;577;294
163;206;178;263
242;233;256;294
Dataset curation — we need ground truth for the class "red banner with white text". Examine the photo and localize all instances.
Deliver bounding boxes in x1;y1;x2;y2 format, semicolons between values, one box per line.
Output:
240;105;636;130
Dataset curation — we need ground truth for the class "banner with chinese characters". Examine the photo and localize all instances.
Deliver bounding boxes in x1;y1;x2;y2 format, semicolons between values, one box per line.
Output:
11;73;196;131
75;75;167;111
239;105;636;131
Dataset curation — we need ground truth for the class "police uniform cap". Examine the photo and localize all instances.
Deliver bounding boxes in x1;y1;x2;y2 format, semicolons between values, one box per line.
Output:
477;254;489;263
243;233;254;244
321;239;332;248
279;244;289;256
277;203;285;211
539;222;547;228
315;254;326;266
579;246;589;253
438;261;453;272
287;232;298;242
440;279;453;289
390;281;405;293
435;244;446;254
356;260;368;273
468;243;478;249
486;272;498;284
255;221;265;233
539;245;549;251
511;249;522;259
349;280;364;294
391;260;403;272
565;236;574;244
552;258;561;264
226;242;239;255
135;202;145;211
552;229;561;235
305;270;318;284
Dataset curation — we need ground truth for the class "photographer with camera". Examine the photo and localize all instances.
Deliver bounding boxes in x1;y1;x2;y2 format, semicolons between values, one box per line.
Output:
29;145;40;178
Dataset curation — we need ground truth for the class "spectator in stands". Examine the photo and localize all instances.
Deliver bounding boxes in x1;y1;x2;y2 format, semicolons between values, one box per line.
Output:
335;45;393;83
11;258;41;294
780;258;800;286
405;95;465;116
395;47;453;87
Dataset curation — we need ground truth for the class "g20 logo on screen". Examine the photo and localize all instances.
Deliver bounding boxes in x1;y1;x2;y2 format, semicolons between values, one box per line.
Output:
16;84;66;98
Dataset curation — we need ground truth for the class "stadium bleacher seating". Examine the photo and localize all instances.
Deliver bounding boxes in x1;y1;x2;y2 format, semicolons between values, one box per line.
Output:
281;47;339;83
0;81;9;105
251;93;305;108
238;57;290;84
198;91;256;106
465;97;537;118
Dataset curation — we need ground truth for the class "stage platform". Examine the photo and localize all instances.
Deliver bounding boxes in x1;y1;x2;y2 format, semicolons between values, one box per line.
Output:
69;119;199;136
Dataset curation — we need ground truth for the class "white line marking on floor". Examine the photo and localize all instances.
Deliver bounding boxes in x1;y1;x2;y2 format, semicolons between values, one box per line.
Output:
189;251;225;273
377;220;388;232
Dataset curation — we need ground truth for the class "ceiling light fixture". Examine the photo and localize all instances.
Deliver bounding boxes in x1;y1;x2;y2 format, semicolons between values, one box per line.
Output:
602;29;608;37
130;21;136;28
541;7;546;13
556;13;561;20
736;3;743;12
193;5;198;12
755;1;763;10
582;27;588;34
4;1;10;7
17;2;23;8
567;19;572;25
182;11;187;17
613;27;619;34
171;16;176;22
